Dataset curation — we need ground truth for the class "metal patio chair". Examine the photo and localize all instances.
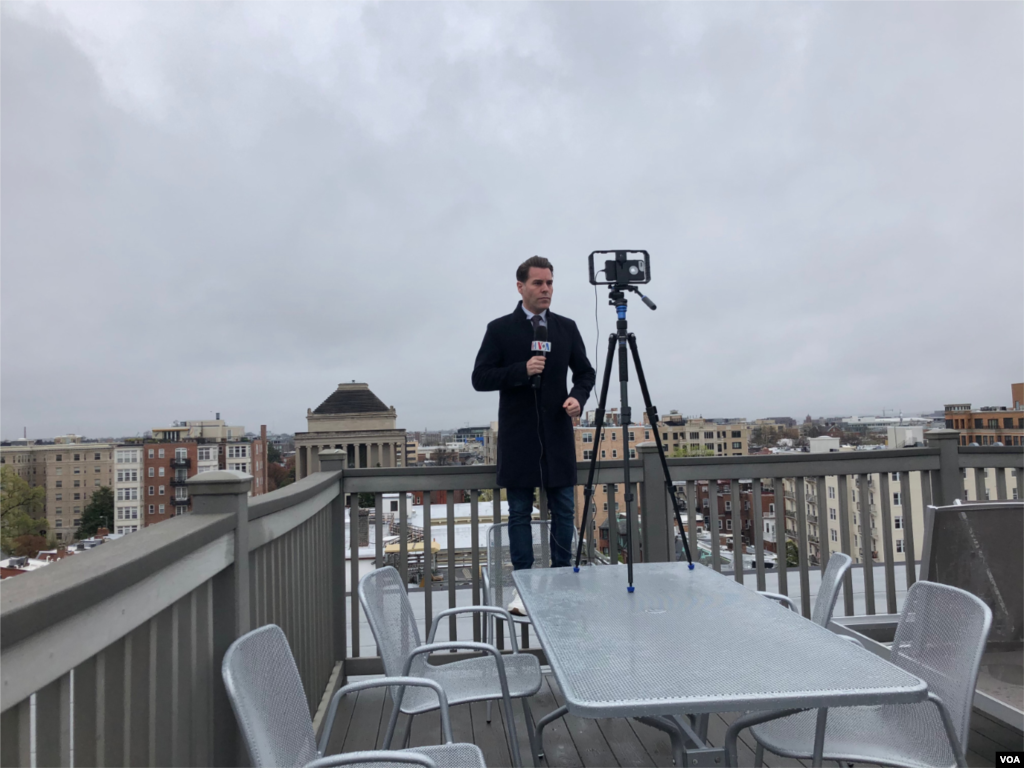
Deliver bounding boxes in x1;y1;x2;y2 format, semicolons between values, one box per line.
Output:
759;551;853;627
481;520;577;645
359;566;542;768
221;624;485;768
741;580;993;768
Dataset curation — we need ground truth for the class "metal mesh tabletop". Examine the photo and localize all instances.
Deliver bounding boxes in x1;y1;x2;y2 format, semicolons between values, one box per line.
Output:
514;563;927;719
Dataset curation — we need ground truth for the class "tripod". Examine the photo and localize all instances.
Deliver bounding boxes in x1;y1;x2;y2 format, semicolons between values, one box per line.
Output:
573;284;694;591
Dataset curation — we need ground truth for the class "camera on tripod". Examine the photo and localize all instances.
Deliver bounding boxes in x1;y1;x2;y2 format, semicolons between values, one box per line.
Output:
588;250;651;287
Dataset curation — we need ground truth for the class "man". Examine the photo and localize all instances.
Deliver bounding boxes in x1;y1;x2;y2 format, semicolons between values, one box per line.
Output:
472;256;596;615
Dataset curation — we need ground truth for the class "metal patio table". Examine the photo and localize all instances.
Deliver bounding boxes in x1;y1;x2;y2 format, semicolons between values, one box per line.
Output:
514;562;928;767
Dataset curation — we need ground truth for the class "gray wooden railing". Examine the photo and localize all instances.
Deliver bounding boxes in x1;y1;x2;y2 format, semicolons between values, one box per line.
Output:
0;432;1019;767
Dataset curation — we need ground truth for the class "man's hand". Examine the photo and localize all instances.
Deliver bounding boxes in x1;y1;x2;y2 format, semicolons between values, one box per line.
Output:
526;357;546;376
563;397;581;418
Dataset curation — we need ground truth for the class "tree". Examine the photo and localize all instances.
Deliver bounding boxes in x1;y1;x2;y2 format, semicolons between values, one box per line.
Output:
1;466;45;520
77;487;114;539
2;510;48;556
268;456;295;491
670;445;715;458
267;442;282;464
750;427;778;448
434;447;456;466
786;539;800;567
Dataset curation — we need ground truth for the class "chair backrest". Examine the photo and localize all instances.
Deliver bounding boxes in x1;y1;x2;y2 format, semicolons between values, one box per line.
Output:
359;566;426;678
221;624;319;768
487;520;573;606
889;580;993;756
920;501;1023;644
810;552;852;627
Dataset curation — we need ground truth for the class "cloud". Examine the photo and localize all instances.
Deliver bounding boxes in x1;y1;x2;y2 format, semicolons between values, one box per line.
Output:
2;2;1021;439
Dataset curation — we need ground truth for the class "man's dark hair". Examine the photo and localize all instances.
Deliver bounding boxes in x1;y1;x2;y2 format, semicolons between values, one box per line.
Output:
516;256;554;283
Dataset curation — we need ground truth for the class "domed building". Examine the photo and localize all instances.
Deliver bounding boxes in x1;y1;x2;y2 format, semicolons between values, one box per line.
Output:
294;383;406;479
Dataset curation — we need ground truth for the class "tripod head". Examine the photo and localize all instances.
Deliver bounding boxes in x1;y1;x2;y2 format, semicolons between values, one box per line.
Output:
608;283;657;312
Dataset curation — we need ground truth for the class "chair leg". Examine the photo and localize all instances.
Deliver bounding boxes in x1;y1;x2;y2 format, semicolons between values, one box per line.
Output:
521;697;541;767
754;743;764;768
535;705;569;760
404;714;413;748
486;700;492;723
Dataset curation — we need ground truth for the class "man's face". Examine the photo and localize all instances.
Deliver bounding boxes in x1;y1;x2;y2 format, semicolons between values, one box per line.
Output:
517;267;553;314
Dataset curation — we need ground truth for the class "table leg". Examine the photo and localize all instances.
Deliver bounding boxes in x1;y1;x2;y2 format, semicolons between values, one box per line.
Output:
723;709;804;768
812;709;828;767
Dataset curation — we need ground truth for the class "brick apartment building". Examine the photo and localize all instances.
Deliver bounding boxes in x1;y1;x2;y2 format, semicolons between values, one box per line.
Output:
944;383;1024;447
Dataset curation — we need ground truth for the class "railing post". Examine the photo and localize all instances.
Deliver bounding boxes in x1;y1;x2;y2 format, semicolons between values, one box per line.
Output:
318;451;348;676
926;430;962;506
188;469;252;768
639;443;672;562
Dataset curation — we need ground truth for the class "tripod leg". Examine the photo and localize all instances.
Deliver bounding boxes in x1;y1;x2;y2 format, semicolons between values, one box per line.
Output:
617;331;636;590
627;334;694;567
574;333;617;569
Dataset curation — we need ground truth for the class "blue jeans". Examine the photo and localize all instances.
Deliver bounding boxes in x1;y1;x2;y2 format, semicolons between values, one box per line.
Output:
506;486;576;570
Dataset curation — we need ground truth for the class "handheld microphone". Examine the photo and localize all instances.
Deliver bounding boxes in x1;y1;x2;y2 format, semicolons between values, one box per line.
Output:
530;324;548;390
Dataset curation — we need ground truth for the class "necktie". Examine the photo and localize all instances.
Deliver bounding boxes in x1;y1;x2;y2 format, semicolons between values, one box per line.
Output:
532;315;542;332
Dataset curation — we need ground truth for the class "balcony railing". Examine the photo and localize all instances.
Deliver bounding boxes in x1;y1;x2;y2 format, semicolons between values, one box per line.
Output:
0;431;1019;767
170;477;188;487
170;457;191;468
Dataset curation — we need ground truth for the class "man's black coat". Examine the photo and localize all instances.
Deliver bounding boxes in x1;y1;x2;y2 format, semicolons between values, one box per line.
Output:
472;302;596;489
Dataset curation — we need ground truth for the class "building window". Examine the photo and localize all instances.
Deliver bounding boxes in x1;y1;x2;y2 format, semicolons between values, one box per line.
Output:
228;445;248;458
94;453;100;461
73;453;81;461
611;433;617;441
829;507;837;520
148;467;155;477
159;467;165;477
603;502;608;511
726;518;733;530
645;431;650;440
56;454;62;461
732;442;742;449
893;492;901;506
159;504;165;514
55;493;62;501
891;472;900;481
73;518;81;526
95;479;100;487
582;433;593;443
704;432;713;439
74;493;81;500
176;448;188;460
583;450;592;460
896;539;905;553
705;443;714;450
628;431;635;441
55;480;62;488
828;487;835;499
629;449;636;459
612;450;618;458
158;449;165;458
768;502;775;514
175;488;188;500
894;516;903;529
149;505;155;514
600;450;606;458
159;485;165;495
55;520;62;528
149;486;155;496
148;449;155;458
831;529;838;542
198;447;213;461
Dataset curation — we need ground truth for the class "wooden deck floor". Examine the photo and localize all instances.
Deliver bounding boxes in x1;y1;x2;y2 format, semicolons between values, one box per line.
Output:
326;673;1023;767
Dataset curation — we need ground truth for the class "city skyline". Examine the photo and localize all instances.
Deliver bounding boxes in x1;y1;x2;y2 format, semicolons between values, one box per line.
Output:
2;3;1021;439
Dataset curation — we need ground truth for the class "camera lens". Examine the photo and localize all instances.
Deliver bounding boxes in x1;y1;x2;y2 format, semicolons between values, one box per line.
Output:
628;265;639;276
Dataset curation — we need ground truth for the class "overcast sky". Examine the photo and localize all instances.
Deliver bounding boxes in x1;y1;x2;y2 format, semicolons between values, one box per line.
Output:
2;2;1021;440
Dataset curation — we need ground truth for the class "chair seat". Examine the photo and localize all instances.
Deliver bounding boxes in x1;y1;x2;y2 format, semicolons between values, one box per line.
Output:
750;702;957;768
400;654;543;714
405;744;486;768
